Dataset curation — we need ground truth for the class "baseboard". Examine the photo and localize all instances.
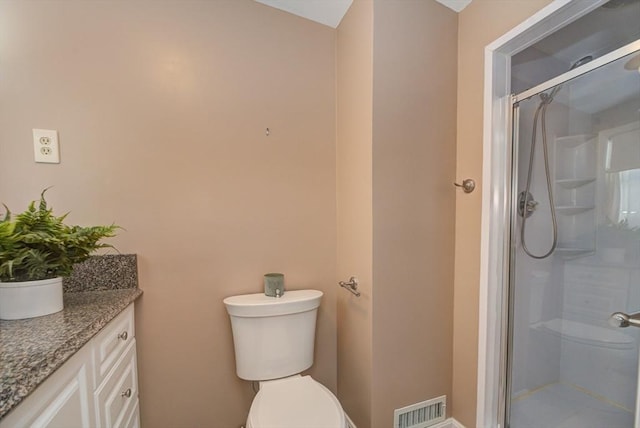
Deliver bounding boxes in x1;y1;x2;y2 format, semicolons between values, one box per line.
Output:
343;414;465;428
431;417;466;428
345;411;356;428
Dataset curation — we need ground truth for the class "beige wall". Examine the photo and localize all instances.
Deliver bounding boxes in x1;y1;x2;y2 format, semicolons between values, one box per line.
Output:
372;0;457;426
0;1;337;427
336;1;374;427
337;1;457;426
453;1;554;426
0;0;571;425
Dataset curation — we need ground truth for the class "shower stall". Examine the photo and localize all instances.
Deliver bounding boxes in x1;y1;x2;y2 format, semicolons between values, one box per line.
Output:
502;2;640;427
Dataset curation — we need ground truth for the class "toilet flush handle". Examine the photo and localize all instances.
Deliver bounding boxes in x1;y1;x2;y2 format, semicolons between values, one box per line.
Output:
339;277;361;297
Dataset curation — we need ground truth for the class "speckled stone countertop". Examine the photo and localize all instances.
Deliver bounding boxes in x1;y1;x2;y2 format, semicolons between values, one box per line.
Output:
63;254;138;293
0;254;142;420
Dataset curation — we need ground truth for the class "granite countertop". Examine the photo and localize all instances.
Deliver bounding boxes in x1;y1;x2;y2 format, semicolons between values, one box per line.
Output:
0;254;142;420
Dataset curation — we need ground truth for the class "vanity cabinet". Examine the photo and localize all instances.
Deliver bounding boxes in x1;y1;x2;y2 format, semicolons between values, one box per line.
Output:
0;304;139;428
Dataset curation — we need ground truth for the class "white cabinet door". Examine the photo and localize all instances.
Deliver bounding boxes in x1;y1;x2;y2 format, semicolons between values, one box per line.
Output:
30;368;91;428
123;400;140;428
0;346;94;428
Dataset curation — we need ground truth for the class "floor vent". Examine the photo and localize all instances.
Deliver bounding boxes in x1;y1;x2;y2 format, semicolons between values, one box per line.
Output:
394;395;446;428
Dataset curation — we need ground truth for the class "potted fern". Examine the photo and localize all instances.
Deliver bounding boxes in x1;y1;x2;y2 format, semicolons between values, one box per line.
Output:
0;190;118;320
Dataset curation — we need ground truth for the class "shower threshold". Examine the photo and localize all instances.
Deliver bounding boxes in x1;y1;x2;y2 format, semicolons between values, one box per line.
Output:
509;382;633;428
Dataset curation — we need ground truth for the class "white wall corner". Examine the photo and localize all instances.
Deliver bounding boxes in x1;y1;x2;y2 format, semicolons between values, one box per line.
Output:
254;0;353;28
433;0;473;13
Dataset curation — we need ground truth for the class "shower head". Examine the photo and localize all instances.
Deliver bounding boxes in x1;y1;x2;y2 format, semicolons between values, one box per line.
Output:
602;0;640;9
624;54;640;72
570;56;593;70
545;55;595;101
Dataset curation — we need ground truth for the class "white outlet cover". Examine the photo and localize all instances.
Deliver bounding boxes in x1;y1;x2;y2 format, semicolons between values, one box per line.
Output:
32;129;60;163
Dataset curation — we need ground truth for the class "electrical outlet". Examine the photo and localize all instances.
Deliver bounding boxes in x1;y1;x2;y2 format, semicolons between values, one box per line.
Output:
33;129;60;163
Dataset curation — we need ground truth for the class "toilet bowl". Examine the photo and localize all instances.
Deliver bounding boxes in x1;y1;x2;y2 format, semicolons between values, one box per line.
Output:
246;375;346;428
223;290;346;428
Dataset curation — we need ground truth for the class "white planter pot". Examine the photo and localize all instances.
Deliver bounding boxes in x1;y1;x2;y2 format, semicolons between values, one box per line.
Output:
0;277;64;320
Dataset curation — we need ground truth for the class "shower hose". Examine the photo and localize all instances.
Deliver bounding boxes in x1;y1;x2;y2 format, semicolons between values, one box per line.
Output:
520;92;559;259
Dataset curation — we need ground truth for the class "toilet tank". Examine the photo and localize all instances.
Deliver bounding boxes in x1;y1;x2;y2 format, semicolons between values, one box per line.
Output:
223;290;323;381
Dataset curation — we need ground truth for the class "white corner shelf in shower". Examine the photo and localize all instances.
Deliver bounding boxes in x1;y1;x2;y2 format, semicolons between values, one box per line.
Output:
554;134;596;148
555;178;596;189
554;134;597;181
554;134;598;257
556;205;595;215
555;248;595;259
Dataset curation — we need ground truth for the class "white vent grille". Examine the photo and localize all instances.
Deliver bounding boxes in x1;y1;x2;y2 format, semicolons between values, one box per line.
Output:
394;396;446;428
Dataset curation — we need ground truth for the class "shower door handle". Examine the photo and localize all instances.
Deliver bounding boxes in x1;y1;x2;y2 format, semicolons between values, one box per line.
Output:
609;311;640;328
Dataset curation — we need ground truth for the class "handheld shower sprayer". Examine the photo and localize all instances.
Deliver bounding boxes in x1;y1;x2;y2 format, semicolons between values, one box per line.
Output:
519;56;593;259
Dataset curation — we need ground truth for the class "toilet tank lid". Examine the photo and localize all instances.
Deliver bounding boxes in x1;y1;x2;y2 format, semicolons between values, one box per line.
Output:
223;289;323;317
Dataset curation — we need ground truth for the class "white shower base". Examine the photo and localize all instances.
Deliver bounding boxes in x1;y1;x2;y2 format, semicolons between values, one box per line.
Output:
510;382;633;428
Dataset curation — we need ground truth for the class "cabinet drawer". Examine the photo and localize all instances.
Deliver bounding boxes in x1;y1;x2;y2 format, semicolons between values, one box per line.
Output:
95;339;138;428
94;304;135;386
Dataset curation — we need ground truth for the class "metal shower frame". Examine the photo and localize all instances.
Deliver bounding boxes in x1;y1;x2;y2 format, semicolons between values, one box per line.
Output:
477;0;640;425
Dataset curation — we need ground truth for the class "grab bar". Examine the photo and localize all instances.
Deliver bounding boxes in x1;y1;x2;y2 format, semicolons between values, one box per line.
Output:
339;277;361;297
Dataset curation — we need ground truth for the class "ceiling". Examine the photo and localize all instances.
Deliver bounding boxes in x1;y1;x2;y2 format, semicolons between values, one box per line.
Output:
254;0;472;28
254;0;638;115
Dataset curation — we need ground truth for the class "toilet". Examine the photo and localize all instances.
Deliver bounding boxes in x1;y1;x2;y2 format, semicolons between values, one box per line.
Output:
223;290;346;428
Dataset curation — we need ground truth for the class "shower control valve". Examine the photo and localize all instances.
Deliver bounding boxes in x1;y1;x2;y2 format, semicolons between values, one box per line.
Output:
518;191;538;218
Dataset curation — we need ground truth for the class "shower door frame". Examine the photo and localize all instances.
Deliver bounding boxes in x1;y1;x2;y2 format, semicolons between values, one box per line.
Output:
476;0;614;427
505;40;640;428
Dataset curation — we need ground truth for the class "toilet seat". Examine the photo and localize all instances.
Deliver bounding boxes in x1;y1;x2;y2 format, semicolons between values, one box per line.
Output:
246;375;346;428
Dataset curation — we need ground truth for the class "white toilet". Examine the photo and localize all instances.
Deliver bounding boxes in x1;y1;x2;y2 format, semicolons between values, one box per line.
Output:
223;289;346;428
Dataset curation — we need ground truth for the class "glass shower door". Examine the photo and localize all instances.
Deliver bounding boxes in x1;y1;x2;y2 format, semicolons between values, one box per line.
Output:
507;49;640;428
